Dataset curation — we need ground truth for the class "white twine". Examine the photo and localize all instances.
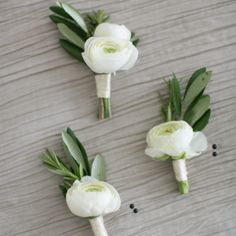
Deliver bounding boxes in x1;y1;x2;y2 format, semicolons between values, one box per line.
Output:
172;159;188;181
89;216;109;236
95;74;111;98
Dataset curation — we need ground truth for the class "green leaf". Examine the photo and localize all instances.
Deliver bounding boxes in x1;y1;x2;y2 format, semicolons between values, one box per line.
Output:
49;6;73;19
59;185;67;197
41;150;78;180
184;71;212;104
193;109;211;131
61;130;87;173
49;15;88;40
59;39;84;63
131;32;140;47
184;95;210;126
91;154;106;181
63;142;80;173
57;23;84;49
66;128;91;175
59;2;88;33
184;67;206;97
170;74;182;117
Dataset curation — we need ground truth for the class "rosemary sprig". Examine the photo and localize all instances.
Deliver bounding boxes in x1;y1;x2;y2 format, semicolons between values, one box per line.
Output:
40;128;106;197
85;10;110;36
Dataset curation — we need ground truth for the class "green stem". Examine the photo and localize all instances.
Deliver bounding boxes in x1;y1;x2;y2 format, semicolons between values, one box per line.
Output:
167;103;172;121
177;180;189;194
98;98;111;120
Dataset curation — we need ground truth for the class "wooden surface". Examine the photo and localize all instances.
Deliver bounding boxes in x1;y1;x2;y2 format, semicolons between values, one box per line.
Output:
0;0;236;235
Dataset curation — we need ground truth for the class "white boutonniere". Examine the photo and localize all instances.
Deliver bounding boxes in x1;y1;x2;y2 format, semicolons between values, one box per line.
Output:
41;128;121;236
145;68;212;194
50;2;139;119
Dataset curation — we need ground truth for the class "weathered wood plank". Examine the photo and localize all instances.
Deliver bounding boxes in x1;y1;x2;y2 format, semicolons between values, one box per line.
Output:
0;0;236;235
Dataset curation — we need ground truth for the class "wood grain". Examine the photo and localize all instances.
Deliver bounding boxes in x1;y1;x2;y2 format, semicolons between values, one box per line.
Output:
0;0;236;235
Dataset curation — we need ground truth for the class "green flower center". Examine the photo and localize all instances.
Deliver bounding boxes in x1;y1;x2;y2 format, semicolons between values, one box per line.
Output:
157;123;180;136
82;184;104;192
103;47;117;53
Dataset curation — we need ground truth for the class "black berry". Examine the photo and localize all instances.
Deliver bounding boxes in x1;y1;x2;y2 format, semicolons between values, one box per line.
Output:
212;144;217;149
212;152;218;157
133;208;138;213
129;204;134;209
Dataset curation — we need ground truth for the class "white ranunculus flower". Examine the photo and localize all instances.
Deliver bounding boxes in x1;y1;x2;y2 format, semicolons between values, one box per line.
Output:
66;176;121;218
145;121;208;159
94;22;131;41
82;37;138;74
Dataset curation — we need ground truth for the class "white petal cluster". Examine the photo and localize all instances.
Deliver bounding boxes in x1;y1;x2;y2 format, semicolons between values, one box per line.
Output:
145;121;208;159
82;23;138;74
66;176;121;218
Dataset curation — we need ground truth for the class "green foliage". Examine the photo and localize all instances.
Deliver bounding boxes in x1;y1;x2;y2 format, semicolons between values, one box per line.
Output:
131;32;140;46
192;109;211;131
159;68;212;131
57;23;85;49
59;39;84;63
49;15;87;40
91;155;106;181
85;9;110;36
58;2;88;33
40;128;106;197
49;2;139;62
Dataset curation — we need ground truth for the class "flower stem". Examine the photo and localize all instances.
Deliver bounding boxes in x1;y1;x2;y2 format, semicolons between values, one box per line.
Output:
177;180;189;194
98;98;111;120
89;216;108;236
172;159;189;194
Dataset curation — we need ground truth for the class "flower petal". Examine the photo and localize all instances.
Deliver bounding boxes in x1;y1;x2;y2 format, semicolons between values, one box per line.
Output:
120;44;138;70
145;147;164;158
185;131;208;159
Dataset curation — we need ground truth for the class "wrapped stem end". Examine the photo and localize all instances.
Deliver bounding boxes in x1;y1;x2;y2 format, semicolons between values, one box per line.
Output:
172;159;189;195
95;74;112;120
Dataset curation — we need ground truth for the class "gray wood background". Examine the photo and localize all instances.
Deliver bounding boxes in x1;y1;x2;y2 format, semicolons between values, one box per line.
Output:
0;0;236;235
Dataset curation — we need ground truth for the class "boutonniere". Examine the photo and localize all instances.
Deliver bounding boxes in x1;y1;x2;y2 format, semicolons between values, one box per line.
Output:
49;2;139;119
41;128;121;236
145;68;212;194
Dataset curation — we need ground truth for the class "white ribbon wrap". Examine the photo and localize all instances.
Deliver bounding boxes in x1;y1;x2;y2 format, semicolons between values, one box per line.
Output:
95;74;111;98
89;216;108;236
172;159;188;181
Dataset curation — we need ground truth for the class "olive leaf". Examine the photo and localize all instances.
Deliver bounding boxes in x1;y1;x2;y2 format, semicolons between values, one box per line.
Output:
57;23;84;49
61;130;87;173
59;2;88;33
59;185;67;197
91;154;106;181
59;39;84;63
184;71;212;104
184;95;210;126
49;6;73;19
66;128;91;175
184;67;206;97
170;74;182;117
50;15;88;40
193;109;211;131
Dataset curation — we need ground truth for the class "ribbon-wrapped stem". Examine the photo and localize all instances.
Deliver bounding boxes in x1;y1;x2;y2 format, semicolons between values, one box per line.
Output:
95;74;111;120
172;159;189;194
89;216;109;236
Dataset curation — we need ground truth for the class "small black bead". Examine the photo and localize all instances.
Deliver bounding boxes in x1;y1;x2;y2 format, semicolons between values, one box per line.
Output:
129;204;135;209
133;208;138;213
212;152;218;157
212;144;217;149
